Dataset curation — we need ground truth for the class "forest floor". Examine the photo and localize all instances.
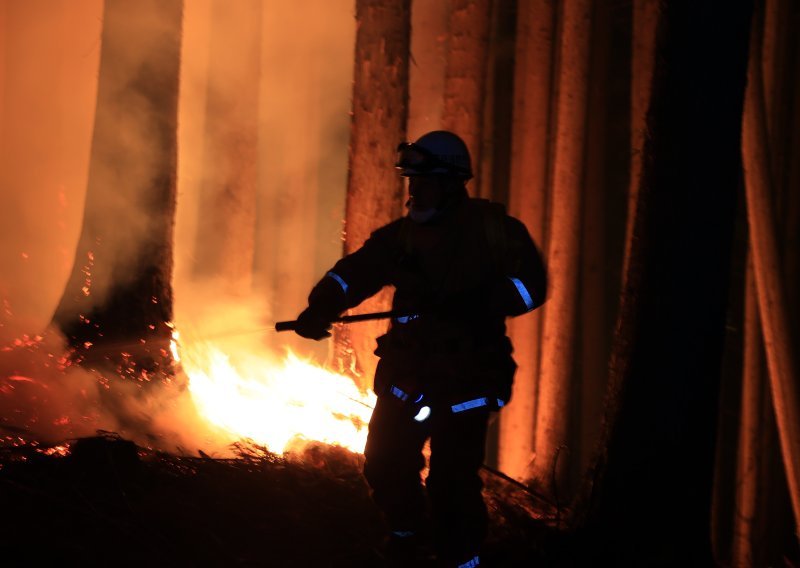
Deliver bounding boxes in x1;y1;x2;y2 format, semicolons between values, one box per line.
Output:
0;434;564;567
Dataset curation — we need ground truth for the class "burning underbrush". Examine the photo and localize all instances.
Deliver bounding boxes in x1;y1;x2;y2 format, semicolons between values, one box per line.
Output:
0;434;557;566
0;316;374;458
0;315;559;565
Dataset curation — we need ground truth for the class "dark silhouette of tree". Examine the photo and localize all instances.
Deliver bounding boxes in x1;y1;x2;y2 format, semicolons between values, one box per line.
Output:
574;1;753;564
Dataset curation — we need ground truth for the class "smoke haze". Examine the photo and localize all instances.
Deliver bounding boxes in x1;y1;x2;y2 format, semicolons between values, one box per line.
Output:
1;0;357;453
0;0;102;343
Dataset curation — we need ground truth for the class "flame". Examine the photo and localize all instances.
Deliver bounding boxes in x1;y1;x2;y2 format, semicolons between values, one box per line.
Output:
38;444;70;457
179;338;375;454
169;330;181;362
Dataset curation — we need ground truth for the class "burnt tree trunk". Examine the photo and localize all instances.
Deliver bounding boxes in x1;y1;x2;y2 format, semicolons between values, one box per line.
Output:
193;0;260;298
573;1;752;564
52;0;183;373
498;0;556;481
441;0;492;197
530;0;593;497
332;0;410;388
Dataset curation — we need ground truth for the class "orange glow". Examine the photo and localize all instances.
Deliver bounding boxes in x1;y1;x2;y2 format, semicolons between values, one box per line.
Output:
169;329;181;363
37;444;70;457
178;337;375;454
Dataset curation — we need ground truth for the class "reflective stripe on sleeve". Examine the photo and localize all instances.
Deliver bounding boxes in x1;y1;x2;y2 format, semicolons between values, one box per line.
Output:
326;271;349;294
508;277;535;311
390;385;410;402
451;397;505;413
451;397;489;413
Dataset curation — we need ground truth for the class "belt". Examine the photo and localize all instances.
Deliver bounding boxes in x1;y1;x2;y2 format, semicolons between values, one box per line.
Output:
388;385;506;415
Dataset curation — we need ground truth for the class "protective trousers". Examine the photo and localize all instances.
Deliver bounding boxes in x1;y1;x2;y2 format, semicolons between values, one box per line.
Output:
363;394;489;561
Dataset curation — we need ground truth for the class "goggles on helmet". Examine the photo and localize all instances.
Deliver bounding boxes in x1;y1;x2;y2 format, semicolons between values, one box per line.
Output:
395;142;470;178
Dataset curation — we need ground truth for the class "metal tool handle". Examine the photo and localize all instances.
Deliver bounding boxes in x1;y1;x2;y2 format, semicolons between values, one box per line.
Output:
274;310;406;332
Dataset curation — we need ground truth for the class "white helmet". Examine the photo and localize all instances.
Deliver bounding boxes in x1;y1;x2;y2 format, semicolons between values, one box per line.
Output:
395;130;473;179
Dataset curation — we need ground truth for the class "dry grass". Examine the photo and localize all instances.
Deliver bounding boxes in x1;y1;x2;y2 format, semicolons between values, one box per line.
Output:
0;435;557;566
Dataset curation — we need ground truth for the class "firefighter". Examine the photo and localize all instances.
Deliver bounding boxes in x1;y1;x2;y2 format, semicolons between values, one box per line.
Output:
293;130;547;567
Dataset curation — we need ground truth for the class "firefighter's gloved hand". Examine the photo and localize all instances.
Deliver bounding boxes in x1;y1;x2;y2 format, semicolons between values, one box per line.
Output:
294;307;333;340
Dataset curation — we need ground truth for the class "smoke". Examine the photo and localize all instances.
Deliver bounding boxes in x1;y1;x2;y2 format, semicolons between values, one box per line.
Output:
0;1;102;343
175;0;355;361
0;0;358;452
56;0;184;317
0;329;231;455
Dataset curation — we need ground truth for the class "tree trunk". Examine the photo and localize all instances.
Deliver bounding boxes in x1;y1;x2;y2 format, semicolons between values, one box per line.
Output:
193;0;260;298
732;256;769;567
52;0;183;373
407;0;447;139
785;3;800;343
574;1;752;564
578;0;611;483
441;0;492;197
332;0;410;388
761;0;791;201
742;2;800;537
497;0;556;481
476;0;517;207
621;0;659;280
530;0;593;497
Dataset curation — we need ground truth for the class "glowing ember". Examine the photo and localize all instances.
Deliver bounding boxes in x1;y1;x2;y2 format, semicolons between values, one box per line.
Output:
8;375;36;384
81;251;94;296
179;341;375;454
37;444;71;457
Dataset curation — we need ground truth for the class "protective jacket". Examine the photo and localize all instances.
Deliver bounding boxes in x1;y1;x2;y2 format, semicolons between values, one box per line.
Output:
307;190;546;406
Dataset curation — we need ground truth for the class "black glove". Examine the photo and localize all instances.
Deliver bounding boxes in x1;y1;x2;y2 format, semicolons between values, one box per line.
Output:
294;307;333;341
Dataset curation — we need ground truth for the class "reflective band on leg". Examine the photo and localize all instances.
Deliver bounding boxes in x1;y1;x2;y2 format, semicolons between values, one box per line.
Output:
390;385;410;402
508;277;535;311
392;530;415;538
326;271;349;294
457;556;480;568
451;397;489;413
496;399;505;408
394;314;420;324
413;406;431;422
